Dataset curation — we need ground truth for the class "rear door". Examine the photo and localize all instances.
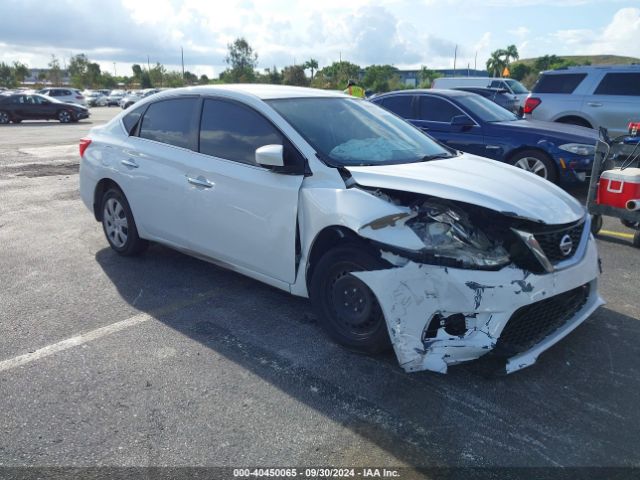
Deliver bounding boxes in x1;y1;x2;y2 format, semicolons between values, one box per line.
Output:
588;72;640;137
413;95;485;156
182;98;304;284
118;97;200;247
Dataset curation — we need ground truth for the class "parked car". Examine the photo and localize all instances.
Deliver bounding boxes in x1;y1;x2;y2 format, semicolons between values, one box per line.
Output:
39;87;87;106
106;90;126;106
0;93;89;124
119;89;160;109
79;85;601;375
433;77;530;105
523;65;640;138
85;91;108;107
371;89;598;184
453;87;520;114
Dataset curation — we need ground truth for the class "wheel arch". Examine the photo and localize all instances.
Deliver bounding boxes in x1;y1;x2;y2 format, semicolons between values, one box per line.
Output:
93;178;124;221
505;146;559;178
554;115;593;129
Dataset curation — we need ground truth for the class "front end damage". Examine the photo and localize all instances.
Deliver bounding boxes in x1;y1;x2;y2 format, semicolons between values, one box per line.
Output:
351;188;603;374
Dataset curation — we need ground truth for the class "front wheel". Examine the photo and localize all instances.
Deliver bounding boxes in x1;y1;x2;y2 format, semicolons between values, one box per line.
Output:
0;111;10;124
591;215;603;235
58;110;72;123
309;245;391;353
510;149;558;184
101;188;148;256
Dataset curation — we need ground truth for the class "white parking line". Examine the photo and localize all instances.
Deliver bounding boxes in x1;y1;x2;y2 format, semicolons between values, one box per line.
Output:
0;289;218;373
0;313;152;373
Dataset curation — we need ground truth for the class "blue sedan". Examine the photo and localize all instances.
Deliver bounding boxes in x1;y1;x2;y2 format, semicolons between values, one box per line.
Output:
370;89;598;184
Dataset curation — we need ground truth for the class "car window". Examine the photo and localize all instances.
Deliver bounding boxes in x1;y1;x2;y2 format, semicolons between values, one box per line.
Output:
199;99;283;165
379;95;414;119
532;73;587;94
122;104;147;135
489;80;503;89
139;98;199;149
594;73;640;96
504;79;529;94
418;96;464;122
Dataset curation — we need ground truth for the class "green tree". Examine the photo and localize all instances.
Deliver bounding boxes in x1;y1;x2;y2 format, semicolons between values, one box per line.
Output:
148;62;166;87
0;62;15;88
139;70;152;88
48;55;62;86
86;62;101;88
361;64;398;92
12;61;30;85
100;72;117;89
486;49;507;77
258;66;282;84
504;44;519;65
418;66;442;88
312;61;361;89
303;58;319;82
131;64;143;85
221;37;258;83
282;65;308;86
199;74;210;84
510;63;531;81
68;53;90;88
183;71;198;85
164;71;184;87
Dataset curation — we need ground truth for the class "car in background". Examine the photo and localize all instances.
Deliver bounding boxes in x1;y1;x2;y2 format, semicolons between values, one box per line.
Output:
119;88;160;109
371;89;598;184
523;65;640;138
453;87;520;114
79;85;601;375
0;93;89;124
433;77;530;105
106;90;126;106
85;91;108;107
39;87;87;106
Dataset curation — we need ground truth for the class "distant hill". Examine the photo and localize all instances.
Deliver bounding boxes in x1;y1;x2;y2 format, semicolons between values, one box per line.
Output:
516;55;640;67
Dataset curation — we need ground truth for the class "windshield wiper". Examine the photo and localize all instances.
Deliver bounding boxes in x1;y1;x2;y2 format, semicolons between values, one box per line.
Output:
420;153;456;161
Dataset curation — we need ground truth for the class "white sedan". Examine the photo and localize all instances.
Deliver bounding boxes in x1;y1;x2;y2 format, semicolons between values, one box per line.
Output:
79;85;603;375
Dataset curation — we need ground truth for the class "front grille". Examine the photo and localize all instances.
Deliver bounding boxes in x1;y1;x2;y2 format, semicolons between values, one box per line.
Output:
496;284;590;355
535;222;585;263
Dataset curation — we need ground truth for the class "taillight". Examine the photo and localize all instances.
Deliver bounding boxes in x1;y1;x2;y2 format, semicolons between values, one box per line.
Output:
79;138;92;157
629;122;640;136
523;97;541;114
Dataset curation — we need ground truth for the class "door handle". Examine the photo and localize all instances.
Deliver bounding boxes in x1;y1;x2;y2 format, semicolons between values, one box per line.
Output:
120;159;139;168
587;102;602;107
186;176;214;188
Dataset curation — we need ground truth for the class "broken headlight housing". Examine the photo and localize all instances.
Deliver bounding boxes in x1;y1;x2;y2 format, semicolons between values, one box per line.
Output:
407;201;510;269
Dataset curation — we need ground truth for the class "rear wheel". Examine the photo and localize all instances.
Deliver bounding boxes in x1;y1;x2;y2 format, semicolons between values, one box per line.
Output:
100;188;148;256
0;111;10;124
12;119;22;124
510;149;558;183
591;215;603;235
310;245;391;353
634;231;640;249
58;110;72;123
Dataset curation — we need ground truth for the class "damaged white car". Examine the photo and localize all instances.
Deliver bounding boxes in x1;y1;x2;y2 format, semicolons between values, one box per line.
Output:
79;85;604;374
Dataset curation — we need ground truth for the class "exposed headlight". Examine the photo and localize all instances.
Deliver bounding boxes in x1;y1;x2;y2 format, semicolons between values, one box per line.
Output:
407;201;510;269
559;143;595;156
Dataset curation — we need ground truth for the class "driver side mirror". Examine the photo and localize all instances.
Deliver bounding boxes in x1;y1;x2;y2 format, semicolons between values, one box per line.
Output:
450;115;474;131
255;144;284;168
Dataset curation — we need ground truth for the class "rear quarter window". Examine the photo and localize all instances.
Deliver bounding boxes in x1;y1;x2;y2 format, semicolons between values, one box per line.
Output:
532;73;587;94
594;73;640;96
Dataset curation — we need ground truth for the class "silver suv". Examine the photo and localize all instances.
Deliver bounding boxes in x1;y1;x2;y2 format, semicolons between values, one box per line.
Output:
524;65;640;138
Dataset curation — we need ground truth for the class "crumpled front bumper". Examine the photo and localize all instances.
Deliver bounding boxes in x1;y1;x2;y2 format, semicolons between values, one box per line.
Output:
353;235;603;374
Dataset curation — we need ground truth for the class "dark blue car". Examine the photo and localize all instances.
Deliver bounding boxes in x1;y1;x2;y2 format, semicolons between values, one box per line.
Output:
370;89;598;184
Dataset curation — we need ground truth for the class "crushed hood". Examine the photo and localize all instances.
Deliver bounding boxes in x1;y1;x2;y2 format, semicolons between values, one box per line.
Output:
346;154;585;225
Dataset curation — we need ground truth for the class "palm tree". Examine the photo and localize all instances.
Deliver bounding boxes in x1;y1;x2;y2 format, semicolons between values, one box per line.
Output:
504;45;519;65
486;50;507;77
303;58;319;82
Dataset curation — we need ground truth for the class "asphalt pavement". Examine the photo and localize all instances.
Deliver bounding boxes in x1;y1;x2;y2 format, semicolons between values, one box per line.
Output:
0;108;639;476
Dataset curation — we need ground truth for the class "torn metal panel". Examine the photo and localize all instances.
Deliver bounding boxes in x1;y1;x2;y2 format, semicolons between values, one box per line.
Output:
353;237;602;374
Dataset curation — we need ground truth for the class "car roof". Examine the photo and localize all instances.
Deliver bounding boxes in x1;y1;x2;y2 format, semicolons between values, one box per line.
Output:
376;89;472;98
542;64;640;74
157;84;349;101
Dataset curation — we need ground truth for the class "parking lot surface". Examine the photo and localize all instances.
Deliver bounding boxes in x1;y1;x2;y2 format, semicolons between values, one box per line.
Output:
1;108;639;471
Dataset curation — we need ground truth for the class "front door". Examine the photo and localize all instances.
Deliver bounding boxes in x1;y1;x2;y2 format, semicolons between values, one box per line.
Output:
182;98;304;284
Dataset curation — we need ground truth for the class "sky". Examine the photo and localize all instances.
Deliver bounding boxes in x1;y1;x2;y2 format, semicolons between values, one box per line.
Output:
0;0;639;78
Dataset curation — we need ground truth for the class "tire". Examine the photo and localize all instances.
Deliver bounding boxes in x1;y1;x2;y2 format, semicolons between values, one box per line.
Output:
12;119;22;124
591;214;603;235
0;111;10;124
58;110;72;123
510;149;558;183
634;231;640;249
100;188;148;256
309;244;391;353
